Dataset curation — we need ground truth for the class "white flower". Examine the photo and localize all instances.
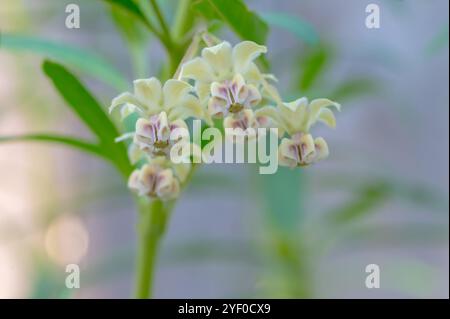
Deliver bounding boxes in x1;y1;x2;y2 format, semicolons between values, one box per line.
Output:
208;74;261;118
110;77;204;121
223;107;278;140
275;97;341;136
180;41;267;85
128;161;180;200
278;132;329;167
180;41;271;121
134;111;188;158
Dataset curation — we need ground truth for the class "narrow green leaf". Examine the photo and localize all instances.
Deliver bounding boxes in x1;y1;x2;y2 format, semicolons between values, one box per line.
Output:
102;0;148;24
298;45;330;92
328;182;389;224
193;0;268;44
42;60;132;176
0;134;106;158
1;34;127;91
329;77;378;102
261;12;319;45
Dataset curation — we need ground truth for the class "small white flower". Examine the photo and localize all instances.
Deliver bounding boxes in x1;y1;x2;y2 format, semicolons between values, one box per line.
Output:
110;77;204;121
278;132;329;167
275;97;341;136
223;107;277;140
180;41;267;85
208;74;261;118
180;41;272;122
128;162;180;200
134;111;188;157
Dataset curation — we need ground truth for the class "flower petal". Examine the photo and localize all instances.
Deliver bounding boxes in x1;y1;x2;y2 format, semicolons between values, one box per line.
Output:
278;138;297;168
133;78;162;112
163;79;193;109
180;57;214;82
110;92;142;114
314;137;329;161
307;98;340;130
232;41;267;73
279;97;308;134
202;41;233;79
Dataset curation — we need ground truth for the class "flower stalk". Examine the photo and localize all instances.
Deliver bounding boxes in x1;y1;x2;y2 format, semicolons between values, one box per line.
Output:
135;198;168;298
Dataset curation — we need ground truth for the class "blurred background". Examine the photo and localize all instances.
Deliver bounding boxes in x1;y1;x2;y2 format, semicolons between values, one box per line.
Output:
0;0;448;298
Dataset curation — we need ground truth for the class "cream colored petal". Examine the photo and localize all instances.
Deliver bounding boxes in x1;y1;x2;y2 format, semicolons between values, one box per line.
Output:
232;41;267;73
278;138;297;168
135;118;153;139
163;79;193;109
196;82;211;104
157;111;170;141
119;103;141;119
307;98;340;130
156;169;179;200
202;41;233;78
279;98;308;134
114;132;134;143
255;106;281;133
314;137;329;161
210;81;228;99
180;57;214;82
172;162;191;183
316;108;336;128
133;78;162;108
208;96;228;118
167;94;204;121
299;133;316;162
243;63;264;84
262;82;282;104
128;170;141;191
110;92;142;114
170;118;189;131
128;143;144;164
245;84;262;107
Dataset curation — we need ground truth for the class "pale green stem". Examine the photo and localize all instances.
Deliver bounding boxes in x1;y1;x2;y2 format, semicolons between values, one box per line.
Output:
149;0;172;47
135;198;169;298
172;0;193;43
134;163;198;298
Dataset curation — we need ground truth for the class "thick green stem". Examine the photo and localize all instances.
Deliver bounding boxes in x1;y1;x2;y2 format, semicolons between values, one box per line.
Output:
135;199;169;298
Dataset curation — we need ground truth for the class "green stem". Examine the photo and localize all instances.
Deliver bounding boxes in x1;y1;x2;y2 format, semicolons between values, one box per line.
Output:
135;198;169;298
149;0;171;44
134;165;198;298
172;0;194;43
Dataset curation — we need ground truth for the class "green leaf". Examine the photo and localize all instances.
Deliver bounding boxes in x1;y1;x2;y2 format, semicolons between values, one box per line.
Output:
0;34;127;91
327;181;389;225
193;0;269;44
0;134;107;158
298;45;330;92
102;0;149;25
261;12;319;45
329;77;378;102
42;60;132;176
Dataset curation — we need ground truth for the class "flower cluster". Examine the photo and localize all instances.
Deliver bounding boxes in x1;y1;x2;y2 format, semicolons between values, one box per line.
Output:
110;39;340;200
